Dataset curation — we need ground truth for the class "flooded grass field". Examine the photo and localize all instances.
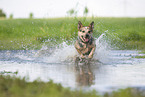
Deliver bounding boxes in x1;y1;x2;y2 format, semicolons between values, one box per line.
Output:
0;18;145;96
0;35;145;93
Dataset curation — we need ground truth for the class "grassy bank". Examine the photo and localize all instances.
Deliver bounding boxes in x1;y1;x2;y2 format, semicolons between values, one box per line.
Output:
0;75;144;97
0;17;145;50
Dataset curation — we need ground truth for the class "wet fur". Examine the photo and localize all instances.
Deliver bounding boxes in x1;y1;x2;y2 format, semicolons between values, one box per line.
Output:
75;21;96;59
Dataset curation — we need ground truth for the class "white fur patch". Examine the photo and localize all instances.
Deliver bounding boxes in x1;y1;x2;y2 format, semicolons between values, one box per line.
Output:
85;27;88;29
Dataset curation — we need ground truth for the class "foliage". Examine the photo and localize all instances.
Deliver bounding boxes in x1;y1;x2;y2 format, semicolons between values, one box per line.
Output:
9;14;13;19
83;6;89;16
0;75;145;97
66;8;78;17
29;13;33;19
0;9;6;18
0;75;99;97
0;70;18;74
0;17;145;50
133;55;145;58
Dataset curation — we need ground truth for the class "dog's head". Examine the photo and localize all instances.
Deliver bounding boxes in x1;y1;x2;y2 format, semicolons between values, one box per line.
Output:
78;21;94;43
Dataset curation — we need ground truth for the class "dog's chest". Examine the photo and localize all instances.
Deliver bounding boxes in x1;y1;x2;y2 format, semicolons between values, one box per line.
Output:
79;43;92;54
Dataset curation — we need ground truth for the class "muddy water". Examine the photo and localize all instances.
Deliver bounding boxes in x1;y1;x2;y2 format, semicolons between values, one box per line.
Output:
0;35;145;92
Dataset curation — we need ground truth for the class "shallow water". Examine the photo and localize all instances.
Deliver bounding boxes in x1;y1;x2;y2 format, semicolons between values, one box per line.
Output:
0;34;145;92
0;49;145;92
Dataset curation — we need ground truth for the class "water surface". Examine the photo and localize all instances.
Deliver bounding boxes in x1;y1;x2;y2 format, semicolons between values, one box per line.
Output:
0;48;145;92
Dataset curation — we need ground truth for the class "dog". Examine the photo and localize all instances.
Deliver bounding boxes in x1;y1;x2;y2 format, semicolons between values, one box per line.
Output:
75;21;96;59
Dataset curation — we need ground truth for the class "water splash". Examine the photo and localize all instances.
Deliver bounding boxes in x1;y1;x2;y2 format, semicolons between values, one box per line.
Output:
35;42;77;63
94;33;111;64
36;33;109;64
47;44;77;63
10;33;139;65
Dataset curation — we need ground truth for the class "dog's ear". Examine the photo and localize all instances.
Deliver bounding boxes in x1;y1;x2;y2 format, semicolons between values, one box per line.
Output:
78;21;83;30
89;21;94;30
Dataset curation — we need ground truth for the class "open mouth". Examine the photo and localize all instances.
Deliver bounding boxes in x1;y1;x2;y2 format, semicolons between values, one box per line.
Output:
81;36;89;42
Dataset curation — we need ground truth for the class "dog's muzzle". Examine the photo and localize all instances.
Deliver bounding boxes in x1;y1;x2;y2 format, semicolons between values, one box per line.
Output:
85;34;89;38
83;34;90;42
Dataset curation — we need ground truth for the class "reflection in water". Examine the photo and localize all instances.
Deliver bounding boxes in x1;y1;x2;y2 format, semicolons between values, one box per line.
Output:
75;57;95;87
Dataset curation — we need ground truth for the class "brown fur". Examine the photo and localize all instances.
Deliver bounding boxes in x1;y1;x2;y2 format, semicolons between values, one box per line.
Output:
75;21;96;59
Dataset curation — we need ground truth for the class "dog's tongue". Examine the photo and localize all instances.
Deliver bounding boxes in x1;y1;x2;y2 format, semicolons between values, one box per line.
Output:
84;38;89;42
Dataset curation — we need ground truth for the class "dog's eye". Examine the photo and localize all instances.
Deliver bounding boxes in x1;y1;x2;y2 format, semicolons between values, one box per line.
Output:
82;31;85;33
80;30;82;32
88;31;91;33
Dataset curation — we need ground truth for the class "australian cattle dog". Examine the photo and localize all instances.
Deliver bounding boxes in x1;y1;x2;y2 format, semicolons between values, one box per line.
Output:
75;21;96;61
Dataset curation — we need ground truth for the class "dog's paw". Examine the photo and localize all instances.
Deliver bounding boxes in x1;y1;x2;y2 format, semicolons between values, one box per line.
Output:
88;55;93;59
81;54;85;59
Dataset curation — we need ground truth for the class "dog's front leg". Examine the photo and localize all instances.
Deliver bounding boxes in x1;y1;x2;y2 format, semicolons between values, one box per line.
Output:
76;49;85;58
88;47;96;59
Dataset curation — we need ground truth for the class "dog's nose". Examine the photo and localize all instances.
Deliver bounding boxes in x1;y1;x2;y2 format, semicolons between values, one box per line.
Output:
85;34;89;38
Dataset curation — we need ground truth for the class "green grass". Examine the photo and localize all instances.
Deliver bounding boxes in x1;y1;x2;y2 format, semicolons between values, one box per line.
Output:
0;17;145;50
135;50;145;58
0;75;144;97
0;70;18;75
134;55;145;58
139;50;145;54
